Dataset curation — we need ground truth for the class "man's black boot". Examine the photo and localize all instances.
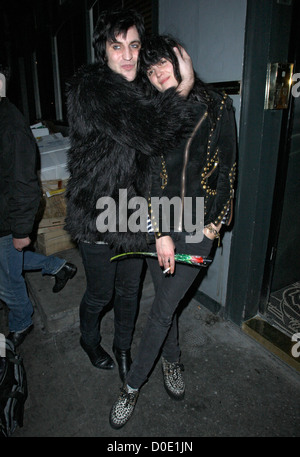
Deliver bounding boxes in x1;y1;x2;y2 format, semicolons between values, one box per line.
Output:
80;337;115;370
7;324;34;348
53;262;77;293
113;345;132;382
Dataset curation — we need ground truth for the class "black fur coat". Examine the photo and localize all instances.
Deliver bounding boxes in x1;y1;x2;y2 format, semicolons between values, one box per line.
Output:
65;63;192;251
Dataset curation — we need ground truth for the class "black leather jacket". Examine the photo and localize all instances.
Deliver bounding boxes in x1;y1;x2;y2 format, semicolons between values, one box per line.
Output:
149;91;237;237
0;98;41;239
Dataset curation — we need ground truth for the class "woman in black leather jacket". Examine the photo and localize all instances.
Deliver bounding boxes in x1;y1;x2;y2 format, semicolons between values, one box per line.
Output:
109;35;237;429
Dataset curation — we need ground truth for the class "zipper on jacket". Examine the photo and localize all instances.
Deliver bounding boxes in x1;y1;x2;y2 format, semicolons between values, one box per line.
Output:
177;111;208;232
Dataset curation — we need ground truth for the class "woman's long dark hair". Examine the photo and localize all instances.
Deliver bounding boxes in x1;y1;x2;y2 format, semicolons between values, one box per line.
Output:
139;34;212;110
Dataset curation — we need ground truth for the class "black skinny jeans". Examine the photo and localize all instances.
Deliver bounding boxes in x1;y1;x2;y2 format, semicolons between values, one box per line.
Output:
79;241;144;350
126;233;213;389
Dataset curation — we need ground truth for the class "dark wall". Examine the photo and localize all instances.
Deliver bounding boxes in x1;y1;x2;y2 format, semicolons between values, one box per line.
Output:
0;0;157;123
225;0;295;324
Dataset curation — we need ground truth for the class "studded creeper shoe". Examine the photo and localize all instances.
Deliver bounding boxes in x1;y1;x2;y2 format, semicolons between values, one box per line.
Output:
162;356;185;400
109;385;139;429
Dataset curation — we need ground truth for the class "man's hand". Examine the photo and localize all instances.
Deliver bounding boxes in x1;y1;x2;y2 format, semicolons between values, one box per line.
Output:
174;46;194;98
13;237;31;251
156;236;176;274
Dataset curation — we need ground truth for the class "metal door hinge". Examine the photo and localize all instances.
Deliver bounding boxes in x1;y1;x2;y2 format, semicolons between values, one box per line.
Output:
264;63;294;110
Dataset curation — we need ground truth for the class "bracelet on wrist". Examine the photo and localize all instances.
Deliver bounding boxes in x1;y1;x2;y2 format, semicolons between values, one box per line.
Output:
204;224;221;246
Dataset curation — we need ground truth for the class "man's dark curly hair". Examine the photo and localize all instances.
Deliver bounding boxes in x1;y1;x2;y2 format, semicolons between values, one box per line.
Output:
93;8;145;65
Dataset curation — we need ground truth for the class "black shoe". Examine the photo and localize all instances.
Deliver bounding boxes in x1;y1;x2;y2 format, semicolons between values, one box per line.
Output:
113;345;132;383
7;324;34;348
80;337;115;370
53;262;77;293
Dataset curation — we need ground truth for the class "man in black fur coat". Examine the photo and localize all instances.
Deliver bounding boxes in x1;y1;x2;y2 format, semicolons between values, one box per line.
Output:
65;9;194;381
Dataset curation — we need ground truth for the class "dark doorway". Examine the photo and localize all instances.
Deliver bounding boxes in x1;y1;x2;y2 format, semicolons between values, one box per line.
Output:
260;1;300;337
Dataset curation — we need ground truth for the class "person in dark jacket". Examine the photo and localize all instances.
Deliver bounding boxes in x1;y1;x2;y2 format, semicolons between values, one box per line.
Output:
65;10;194;381
0;67;77;348
109;35;237;429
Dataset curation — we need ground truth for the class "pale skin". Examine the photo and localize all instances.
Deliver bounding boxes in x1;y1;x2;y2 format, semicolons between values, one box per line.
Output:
147;50;221;274
13;237;31;251
105;26;141;82
147;46;194;97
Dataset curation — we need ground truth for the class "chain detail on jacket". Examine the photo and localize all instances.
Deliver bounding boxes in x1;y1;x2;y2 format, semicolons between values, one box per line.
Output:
178;111;208;232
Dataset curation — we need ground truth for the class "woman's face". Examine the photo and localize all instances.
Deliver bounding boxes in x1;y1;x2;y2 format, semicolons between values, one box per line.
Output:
146;58;178;92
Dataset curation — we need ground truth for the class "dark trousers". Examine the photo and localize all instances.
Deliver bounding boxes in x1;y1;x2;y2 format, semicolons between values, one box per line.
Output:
126;233;213;389
79;241;144;350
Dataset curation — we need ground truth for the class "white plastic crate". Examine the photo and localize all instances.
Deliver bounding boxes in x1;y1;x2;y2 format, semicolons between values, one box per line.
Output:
36;133;70;181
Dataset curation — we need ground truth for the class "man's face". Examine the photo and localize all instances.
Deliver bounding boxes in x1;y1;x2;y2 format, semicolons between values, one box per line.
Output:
105;26;141;81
